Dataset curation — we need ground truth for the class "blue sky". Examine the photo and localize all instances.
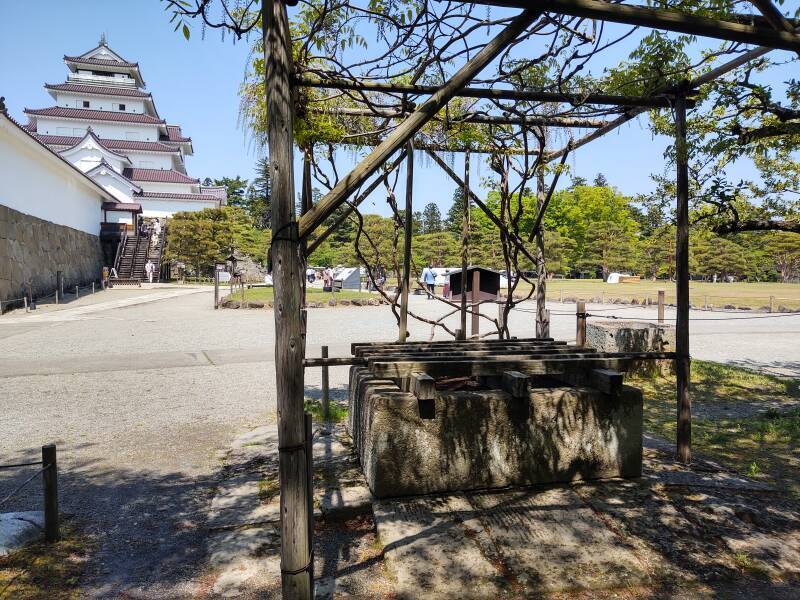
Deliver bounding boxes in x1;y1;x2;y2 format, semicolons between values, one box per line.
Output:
1;1;795;218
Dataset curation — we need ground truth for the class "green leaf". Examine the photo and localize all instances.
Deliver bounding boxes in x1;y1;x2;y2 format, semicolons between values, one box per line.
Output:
182;23;191;40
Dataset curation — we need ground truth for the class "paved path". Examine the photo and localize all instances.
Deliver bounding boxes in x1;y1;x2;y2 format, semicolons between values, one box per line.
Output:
0;289;797;596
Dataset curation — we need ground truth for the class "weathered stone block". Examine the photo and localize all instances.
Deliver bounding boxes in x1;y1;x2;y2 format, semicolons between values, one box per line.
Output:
348;366;643;498
586;320;675;375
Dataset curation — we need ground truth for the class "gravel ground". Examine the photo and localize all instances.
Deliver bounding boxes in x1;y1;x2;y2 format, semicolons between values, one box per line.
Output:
0;287;797;596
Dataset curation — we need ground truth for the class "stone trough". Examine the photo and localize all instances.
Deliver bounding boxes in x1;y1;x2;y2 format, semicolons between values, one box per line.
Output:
343;338;664;499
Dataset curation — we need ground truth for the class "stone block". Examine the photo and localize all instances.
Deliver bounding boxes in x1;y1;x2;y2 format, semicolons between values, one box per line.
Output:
586;320;675;376
348;366;643;498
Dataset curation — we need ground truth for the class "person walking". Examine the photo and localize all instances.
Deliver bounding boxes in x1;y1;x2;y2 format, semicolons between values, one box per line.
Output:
144;259;155;284
422;263;436;299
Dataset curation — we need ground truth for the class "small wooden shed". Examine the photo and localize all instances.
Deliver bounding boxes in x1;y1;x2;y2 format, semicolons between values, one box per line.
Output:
449;266;501;301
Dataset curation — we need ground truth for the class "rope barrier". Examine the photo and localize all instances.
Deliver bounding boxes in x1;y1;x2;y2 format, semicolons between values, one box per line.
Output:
0;465;49;509
0;460;43;470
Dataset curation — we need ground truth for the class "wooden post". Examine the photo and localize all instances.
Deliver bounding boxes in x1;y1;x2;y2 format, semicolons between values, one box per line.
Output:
535;160;547;338
471;269;481;337
704;294;708;310
23;296;28;312
560;288;563;303
241;278;246;304
75;285;79;300
264;0;313;595
42;444;59;542
497;301;506;332
92;281;95;294
304;412;314;585
541;309;551;338
769;295;775;313
399;143;413;342
576;300;586;346
658;290;665;324
675;92;692;464
459;151;470;340
56;271;63;301
55;288;59;305
321;345;329;422
214;270;220;309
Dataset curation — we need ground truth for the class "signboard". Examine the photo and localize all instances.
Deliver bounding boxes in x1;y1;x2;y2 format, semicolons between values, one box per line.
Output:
218;271;232;283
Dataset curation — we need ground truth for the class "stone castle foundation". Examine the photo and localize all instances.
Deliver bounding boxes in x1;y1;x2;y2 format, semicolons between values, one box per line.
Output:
0;204;103;304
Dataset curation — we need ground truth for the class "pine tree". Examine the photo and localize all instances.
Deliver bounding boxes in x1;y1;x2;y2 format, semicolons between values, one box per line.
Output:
445;188;465;234
593;172;609;187
421;202;443;234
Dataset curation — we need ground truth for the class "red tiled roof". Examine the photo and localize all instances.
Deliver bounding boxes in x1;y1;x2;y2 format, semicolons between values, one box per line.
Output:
137;191;222;202
64;55;139;69
200;186;228;200
25;106;164;125
123;168;199;184
45;83;151;98
165;125;191;142
103;201;142;212
33;134;181;153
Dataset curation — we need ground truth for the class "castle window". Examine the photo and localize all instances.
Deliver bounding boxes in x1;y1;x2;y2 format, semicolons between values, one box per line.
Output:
83;101;90;108
119;104;126;111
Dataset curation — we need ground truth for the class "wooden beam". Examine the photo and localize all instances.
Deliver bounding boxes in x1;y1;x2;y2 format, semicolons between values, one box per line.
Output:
311;107;608;128
370;353;676;378
399;143;413;342
295;74;696;108
749;0;799;36
297;9;541;240
460;151;470;340
264;0;312;595
466;0;800;51
351;337;560;353
411;372;436;400
547;25;800;162
675;93;691;464
425;148;539;266
502;370;530;398
306;149;406;254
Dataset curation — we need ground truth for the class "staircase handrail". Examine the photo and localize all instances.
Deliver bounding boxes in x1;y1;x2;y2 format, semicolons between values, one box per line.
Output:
113;228;128;275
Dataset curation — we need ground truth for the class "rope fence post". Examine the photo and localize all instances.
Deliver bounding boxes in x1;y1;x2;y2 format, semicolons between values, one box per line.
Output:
75;285;79;300
321;345;330;422
92;281;95;294
658;290;665;324
576;300;586;346
471;269;481;337
770;295;775;313
214;269;220;310
42;444;59;542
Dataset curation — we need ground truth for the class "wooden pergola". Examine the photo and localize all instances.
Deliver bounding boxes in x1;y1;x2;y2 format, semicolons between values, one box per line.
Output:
167;0;800;595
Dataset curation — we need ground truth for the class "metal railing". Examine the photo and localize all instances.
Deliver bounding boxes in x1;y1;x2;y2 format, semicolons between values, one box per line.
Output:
0;444;59;542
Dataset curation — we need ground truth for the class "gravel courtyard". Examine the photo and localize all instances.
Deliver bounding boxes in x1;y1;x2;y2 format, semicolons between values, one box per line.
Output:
0;285;798;596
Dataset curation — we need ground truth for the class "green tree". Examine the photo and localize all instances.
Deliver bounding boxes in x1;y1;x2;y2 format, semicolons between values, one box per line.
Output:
421;202;443;234
243;157;272;229
691;235;751;280
578;221;639;280
164;206;269;277
593;172;608;187
210;176;248;207
445;188;465;235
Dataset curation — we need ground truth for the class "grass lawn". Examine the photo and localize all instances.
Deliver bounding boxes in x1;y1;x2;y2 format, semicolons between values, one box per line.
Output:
507;279;800;310
0;524;88;599
632;361;800;496
227;286;375;303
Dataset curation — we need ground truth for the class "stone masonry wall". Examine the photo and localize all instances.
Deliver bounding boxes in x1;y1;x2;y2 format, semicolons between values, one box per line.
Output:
0;204;103;303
